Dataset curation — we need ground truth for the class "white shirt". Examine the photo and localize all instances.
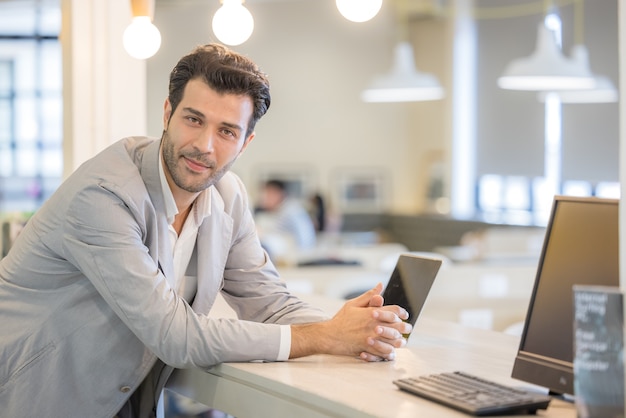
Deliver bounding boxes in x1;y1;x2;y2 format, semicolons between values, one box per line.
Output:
158;157;290;360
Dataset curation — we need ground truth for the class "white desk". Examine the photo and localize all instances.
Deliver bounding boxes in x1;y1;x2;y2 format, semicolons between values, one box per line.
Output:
165;296;576;418
277;261;538;332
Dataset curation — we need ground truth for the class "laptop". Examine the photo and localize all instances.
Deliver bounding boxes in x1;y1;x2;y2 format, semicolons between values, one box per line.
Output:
382;253;442;327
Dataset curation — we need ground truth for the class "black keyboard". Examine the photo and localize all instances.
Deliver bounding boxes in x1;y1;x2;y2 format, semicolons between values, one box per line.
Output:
393;371;552;416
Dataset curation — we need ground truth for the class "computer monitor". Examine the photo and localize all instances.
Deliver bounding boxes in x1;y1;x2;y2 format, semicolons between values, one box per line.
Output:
511;195;619;396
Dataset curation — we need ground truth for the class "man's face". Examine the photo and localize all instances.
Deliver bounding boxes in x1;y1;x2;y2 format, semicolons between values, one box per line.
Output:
161;78;255;197
260;185;285;211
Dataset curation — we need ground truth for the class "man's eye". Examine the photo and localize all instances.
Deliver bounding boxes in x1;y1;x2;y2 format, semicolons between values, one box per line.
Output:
186;116;201;124
221;129;236;138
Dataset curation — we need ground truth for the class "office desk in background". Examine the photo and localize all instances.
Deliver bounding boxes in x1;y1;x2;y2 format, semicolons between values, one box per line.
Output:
165;294;575;418
277;260;537;332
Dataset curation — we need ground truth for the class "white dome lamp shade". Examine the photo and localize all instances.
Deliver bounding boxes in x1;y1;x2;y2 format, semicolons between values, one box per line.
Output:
538;45;618;103
336;0;383;23
123;0;161;60
361;42;445;103
212;0;254;46
498;23;595;91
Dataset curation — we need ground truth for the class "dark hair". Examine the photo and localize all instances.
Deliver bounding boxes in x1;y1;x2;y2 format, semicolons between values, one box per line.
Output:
168;43;271;137
265;179;287;192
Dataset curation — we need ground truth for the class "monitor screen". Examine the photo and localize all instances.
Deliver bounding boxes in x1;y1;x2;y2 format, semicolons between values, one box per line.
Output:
511;195;619;396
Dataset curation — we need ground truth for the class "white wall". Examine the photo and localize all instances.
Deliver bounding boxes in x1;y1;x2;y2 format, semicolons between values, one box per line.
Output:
61;0;148;176
147;0;451;215
145;0;618;217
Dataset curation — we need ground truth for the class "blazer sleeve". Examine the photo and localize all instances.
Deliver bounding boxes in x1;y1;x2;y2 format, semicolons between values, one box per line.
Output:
61;180;306;369
211;172;330;326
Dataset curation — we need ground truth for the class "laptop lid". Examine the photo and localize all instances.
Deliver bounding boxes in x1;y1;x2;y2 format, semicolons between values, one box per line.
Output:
382;253;442;326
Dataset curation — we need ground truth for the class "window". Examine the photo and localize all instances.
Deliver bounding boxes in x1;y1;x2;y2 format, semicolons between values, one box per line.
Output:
477;174;619;226
0;0;62;213
468;1;619;226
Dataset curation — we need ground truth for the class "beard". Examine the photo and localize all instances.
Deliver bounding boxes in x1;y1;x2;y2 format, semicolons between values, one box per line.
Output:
161;129;235;193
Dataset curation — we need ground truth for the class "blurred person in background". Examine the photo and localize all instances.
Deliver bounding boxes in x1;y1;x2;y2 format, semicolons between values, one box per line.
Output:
254;179;317;259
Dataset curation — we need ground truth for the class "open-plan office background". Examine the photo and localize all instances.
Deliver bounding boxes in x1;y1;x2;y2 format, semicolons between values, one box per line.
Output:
0;0;619;229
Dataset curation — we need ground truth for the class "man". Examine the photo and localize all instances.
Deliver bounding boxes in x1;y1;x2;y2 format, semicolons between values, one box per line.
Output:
0;44;410;417
255;179;317;257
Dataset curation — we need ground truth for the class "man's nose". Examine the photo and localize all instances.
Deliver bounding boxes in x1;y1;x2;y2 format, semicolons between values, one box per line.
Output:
195;130;215;153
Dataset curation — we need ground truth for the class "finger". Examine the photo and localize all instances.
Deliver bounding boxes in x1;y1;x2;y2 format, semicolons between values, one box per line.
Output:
359;351;386;362
374;335;408;349
385;320;412;337
372;324;410;348
372;308;410;325
366;337;397;360
347;282;384;307
375;325;403;340
373;282;383;294
368;294;384;307
390;305;410;321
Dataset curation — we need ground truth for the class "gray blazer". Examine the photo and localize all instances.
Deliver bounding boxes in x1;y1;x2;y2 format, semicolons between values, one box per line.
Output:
0;137;327;418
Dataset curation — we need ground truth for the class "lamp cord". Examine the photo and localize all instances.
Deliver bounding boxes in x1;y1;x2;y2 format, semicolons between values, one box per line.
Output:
573;0;584;45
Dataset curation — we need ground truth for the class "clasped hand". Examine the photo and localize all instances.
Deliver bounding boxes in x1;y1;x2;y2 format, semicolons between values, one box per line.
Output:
332;283;412;362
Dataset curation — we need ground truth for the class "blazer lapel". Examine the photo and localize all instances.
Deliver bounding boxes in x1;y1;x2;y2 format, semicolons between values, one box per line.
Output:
191;187;233;315
139;138;175;281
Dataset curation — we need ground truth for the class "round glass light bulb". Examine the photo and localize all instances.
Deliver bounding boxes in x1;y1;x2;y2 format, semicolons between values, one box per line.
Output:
336;0;383;23
123;16;161;59
212;0;254;46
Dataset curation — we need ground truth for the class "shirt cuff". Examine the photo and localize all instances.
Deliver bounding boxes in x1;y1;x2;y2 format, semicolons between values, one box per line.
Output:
277;324;291;361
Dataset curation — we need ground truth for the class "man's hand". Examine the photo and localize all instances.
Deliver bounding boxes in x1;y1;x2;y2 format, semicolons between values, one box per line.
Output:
359;282;411;361
289;284;411;361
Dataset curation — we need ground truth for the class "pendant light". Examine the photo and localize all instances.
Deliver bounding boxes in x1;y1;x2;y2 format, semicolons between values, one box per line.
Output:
336;0;383;23
537;45;618;103
361;41;444;103
543;76;618;103
123;0;161;60
212;0;254;46
361;0;443;103
535;0;619;104
497;23;595;91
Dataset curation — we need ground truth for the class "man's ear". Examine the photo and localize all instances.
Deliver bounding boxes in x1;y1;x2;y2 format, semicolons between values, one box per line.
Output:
238;132;256;157
163;98;172;130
